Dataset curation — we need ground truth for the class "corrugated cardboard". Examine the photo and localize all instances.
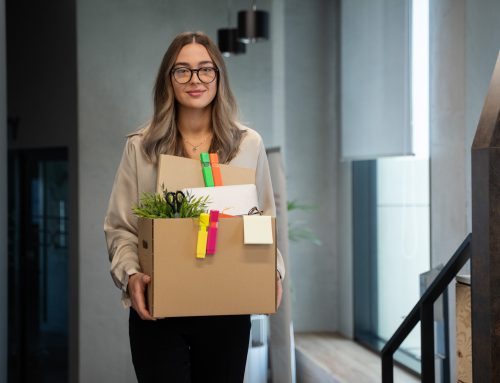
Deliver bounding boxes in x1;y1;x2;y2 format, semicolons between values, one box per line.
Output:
456;280;472;383
138;217;277;318
137;154;277;318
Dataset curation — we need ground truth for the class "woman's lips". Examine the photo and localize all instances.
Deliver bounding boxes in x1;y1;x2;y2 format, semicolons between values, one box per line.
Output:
186;90;205;97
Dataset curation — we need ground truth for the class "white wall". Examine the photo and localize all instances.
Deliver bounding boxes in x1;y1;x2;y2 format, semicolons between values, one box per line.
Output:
0;0;7;381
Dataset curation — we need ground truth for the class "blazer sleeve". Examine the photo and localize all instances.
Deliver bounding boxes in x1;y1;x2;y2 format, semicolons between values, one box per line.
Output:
255;138;286;281
104;138;142;305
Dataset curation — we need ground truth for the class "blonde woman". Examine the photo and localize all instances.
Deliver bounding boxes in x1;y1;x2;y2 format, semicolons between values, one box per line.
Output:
105;31;285;382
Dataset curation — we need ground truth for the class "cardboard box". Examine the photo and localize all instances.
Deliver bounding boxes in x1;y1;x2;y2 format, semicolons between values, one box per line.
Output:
138;216;276;318
137;154;277;318
456;279;472;383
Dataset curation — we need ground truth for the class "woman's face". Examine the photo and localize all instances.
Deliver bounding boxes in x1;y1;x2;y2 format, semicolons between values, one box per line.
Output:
171;43;218;112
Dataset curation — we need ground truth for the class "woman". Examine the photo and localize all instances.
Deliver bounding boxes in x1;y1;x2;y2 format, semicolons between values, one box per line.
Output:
104;31;285;382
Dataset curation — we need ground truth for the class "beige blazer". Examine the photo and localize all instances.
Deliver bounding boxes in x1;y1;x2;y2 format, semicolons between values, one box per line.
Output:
104;125;285;307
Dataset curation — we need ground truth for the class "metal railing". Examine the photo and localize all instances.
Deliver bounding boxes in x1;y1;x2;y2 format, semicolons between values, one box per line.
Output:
381;234;472;383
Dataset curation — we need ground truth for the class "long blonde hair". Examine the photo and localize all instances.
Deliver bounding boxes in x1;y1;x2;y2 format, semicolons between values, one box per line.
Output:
142;31;245;163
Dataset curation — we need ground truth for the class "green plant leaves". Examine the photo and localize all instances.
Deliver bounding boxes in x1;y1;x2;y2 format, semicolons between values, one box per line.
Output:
132;190;210;219
287;200;322;246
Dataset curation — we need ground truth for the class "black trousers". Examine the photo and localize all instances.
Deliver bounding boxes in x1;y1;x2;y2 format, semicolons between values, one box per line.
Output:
129;309;251;383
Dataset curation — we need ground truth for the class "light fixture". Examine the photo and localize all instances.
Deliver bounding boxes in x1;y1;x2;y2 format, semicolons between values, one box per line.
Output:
218;28;246;57
237;1;269;43
217;1;246;57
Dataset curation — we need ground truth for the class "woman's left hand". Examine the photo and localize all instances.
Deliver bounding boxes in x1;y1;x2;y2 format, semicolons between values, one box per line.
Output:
276;271;283;310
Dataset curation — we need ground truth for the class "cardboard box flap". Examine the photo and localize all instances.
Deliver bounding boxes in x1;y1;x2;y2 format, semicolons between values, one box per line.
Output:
157;154;256;192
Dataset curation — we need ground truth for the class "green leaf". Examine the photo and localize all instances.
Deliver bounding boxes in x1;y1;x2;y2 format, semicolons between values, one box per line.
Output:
288;227;322;246
131;189;210;219
287;199;321;246
287;199;318;212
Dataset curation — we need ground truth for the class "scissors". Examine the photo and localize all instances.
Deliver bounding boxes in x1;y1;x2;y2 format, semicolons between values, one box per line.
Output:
165;190;185;217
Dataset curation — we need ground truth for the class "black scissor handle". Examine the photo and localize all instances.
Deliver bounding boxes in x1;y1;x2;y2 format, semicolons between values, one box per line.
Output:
165;190;185;214
174;191;185;204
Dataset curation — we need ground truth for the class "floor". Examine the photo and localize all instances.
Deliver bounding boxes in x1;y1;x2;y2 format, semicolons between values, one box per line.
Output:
295;332;420;383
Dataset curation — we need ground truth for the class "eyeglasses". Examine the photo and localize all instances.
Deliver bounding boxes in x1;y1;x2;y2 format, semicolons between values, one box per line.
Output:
171;67;219;84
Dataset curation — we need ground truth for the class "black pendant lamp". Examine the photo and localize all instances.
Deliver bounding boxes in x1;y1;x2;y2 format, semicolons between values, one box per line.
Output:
217;0;246;57
237;1;269;43
218;28;246;57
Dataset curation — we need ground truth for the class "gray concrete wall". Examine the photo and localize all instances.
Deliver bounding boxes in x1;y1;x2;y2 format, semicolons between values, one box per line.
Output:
429;1;466;380
0;0;7;381
329;1;350;337
465;0;500;230
284;0;339;332
271;0;285;150
430;0;467;270
337;162;353;337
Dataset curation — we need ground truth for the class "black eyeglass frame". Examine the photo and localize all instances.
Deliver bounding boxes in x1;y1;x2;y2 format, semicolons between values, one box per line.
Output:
170;67;219;84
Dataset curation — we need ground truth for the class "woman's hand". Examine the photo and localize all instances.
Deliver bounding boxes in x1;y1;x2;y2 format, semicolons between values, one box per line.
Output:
128;273;156;321
276;271;283;310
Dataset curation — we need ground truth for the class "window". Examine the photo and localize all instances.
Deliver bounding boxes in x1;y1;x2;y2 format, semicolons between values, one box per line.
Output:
353;0;429;373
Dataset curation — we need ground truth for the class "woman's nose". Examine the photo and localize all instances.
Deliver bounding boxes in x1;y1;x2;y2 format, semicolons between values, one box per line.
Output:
190;70;201;84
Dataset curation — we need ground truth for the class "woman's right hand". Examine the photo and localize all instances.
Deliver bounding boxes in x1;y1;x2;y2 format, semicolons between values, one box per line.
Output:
128;273;156;321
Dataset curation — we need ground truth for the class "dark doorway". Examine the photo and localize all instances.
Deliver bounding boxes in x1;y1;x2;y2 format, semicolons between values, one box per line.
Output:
8;148;69;383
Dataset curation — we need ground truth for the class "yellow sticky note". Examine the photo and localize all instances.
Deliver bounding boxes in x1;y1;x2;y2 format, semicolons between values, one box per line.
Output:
243;215;273;244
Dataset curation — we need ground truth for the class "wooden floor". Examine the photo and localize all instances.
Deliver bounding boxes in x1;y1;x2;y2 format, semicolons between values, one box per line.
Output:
295;332;420;383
